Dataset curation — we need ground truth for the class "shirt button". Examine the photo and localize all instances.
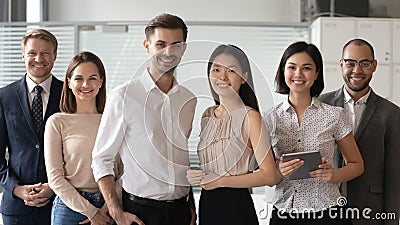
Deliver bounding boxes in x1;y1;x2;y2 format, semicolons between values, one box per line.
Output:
35;144;40;149
297;139;301;142
295;189;298;193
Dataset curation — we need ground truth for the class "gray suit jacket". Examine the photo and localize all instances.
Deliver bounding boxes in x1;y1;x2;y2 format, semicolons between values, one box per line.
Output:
319;88;400;225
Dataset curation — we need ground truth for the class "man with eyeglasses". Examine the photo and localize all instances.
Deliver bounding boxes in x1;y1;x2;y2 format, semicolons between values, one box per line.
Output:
92;13;197;225
319;38;400;225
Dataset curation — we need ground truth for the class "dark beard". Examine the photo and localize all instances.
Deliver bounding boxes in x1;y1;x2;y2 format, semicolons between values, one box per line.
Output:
344;76;371;92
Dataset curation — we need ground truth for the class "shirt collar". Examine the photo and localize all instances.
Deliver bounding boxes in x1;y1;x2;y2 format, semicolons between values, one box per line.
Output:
141;68;180;95
282;96;320;112
311;97;322;108
141;69;156;93
26;75;53;94
282;98;292;111
343;86;371;104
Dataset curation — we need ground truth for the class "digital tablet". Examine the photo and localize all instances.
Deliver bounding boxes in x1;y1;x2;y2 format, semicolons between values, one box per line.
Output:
282;150;322;180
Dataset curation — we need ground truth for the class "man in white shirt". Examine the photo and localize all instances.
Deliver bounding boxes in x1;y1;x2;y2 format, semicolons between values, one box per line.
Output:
319;38;400;225
92;13;197;225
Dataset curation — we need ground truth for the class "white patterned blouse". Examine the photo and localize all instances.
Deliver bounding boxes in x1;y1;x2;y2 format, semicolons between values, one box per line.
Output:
264;97;352;212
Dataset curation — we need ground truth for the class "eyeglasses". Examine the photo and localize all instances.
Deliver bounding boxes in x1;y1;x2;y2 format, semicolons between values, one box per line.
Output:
343;59;374;69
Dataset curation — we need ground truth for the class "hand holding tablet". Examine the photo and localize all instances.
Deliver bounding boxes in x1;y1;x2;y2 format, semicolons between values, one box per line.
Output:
281;150;322;180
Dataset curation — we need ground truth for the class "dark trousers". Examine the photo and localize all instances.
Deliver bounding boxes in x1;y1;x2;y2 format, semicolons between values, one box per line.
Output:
2;204;52;225
122;190;191;225
269;206;353;225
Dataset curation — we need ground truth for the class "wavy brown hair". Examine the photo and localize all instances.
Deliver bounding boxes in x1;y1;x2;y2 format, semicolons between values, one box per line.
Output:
60;51;106;113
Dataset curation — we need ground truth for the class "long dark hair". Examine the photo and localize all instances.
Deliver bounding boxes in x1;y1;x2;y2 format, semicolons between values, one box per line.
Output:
275;41;324;97
207;44;259;112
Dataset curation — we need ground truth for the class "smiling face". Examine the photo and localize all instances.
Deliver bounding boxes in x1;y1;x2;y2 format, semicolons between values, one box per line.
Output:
341;43;376;95
209;53;246;97
22;38;56;84
284;52;319;96
144;27;186;78
68;62;103;104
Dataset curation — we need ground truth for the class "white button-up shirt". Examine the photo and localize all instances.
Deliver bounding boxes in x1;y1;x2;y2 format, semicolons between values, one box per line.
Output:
343;87;370;132
264;98;352;212
26;74;53;118
92;71;196;200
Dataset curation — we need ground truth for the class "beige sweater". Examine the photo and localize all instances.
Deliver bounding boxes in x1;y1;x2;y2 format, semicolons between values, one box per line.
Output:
44;113;122;220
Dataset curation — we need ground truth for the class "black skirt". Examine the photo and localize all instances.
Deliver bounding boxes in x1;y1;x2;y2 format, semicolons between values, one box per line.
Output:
199;187;259;225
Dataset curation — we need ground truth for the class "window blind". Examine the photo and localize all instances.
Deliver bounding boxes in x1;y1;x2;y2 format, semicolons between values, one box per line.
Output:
0;25;75;86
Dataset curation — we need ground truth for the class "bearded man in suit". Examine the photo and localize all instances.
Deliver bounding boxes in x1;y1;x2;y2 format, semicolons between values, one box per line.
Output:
319;38;400;225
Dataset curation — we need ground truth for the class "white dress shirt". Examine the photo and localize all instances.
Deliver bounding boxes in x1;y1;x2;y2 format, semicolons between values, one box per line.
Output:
343;86;370;132
26;75;53;118
264;98;352;212
92;71;196;200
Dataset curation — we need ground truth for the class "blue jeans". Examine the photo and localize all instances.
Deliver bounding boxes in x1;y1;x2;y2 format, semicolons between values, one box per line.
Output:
51;191;105;225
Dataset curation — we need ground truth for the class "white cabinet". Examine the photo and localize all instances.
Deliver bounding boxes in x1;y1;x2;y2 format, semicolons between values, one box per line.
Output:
392;66;400;106
356;19;392;64
370;65;391;99
310;18;355;63
393;20;400;64
322;64;342;94
392;20;400;106
311;17;392;64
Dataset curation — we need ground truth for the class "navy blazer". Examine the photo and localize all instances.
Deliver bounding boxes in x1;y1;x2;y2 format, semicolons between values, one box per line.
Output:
319;88;400;225
0;75;63;216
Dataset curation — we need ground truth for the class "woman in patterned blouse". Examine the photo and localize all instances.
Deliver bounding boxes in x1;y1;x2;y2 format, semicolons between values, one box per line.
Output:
264;41;364;225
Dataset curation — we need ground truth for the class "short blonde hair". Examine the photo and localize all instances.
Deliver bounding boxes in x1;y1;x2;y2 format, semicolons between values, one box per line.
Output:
21;29;58;54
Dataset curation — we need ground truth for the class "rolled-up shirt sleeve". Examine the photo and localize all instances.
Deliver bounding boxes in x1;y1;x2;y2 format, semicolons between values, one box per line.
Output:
92;88;126;181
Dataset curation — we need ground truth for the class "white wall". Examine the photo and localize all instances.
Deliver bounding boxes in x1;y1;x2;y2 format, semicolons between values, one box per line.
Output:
48;0;301;22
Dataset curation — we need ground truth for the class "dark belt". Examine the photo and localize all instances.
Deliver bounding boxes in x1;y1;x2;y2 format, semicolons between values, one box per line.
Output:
122;189;187;209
